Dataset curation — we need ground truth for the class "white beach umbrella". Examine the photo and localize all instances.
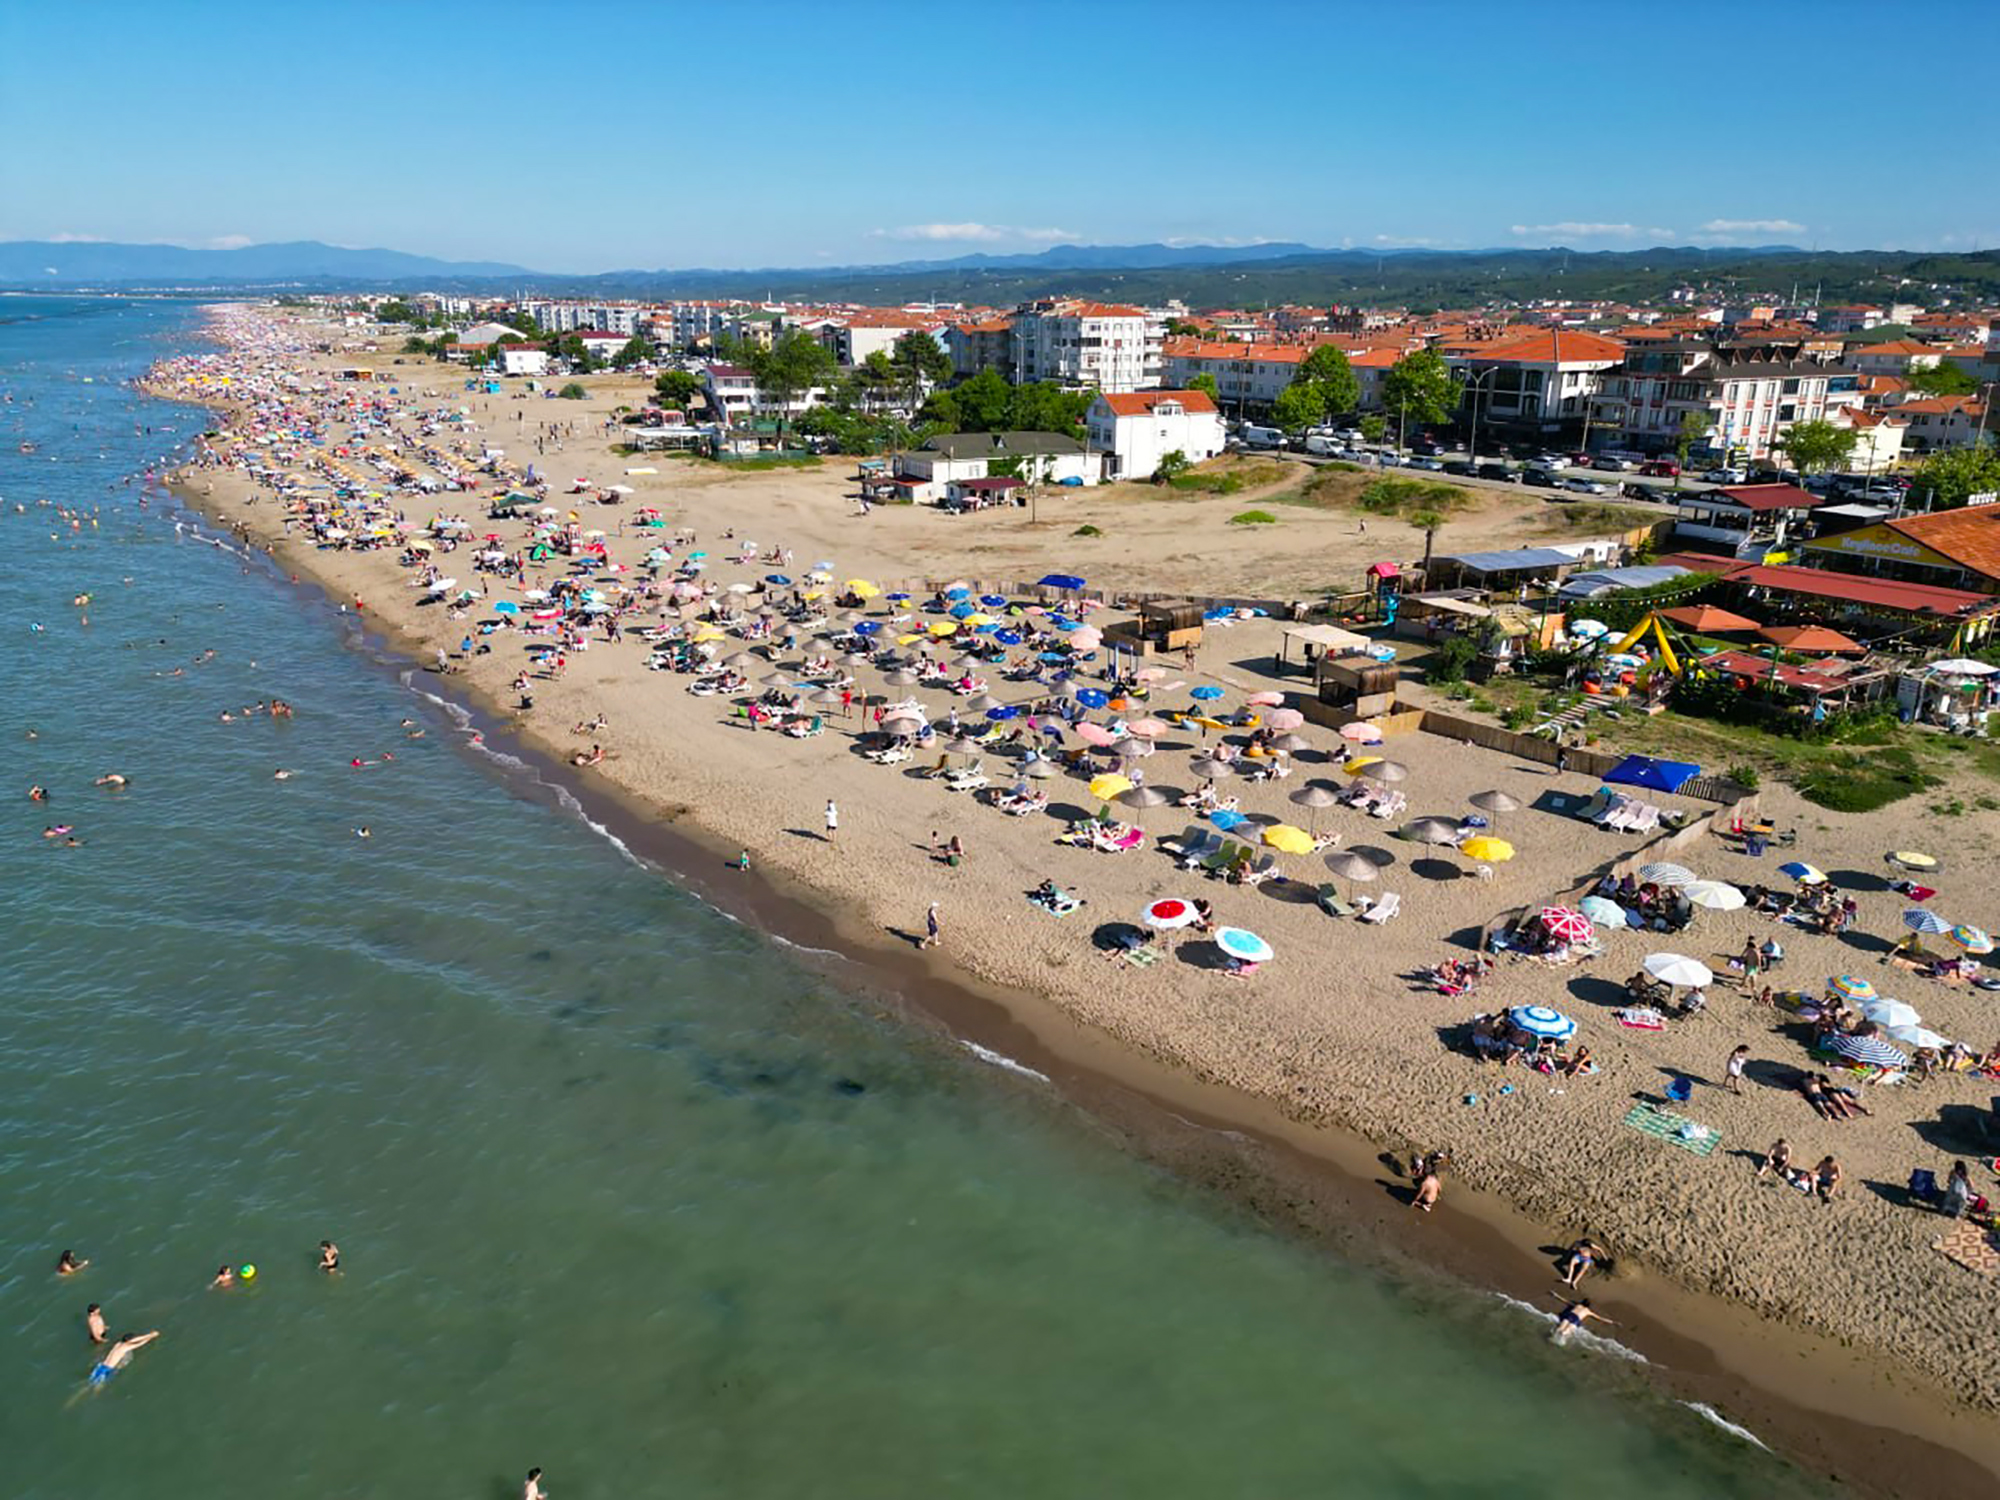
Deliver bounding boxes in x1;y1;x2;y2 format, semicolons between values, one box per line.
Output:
1681;880;1746;911
1860;998;1921;1031
1644;953;1712;988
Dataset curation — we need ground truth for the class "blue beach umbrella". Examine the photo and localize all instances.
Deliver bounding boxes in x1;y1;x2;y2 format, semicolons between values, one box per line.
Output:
1508;1005;1578;1041
765;573;792;585
949;603;976;619
985;705;1020;721
993;629;1023;645
1778;861;1827;884
853;620;882;635
979;594;1008;607
1189;684;1224;701
1578;895;1627;929
1049;616;1079;631
1902;908;1952;935
946;586;972;601
1075;687;1110;710
491;600;520;615
1039;573;1086;590
1037;651;1069;662
1828;1033;1907;1068
886;591;911;602
1215;927;1275;964
1210;808;1249;831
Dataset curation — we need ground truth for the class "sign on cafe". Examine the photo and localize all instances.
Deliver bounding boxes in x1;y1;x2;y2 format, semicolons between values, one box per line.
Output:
1802;526;1955;570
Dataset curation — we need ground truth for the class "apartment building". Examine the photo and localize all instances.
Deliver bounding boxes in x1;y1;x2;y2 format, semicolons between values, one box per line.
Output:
1444;330;1625;441
1589;343;1857;460
1160;338;1306;411
945;317;1014;378
1010;298;1162;392
1085;390;1225;480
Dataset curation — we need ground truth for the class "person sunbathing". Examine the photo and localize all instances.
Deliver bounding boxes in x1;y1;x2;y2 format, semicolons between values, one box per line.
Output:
1818;1075;1873;1119
1798;1073;1839;1120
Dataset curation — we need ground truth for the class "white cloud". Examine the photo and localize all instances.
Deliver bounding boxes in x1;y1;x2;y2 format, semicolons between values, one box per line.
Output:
1695;218;1805;236
869;222;1076;244
1372;234;1445;247
46;232;106;243
1510;222;1675;240
1163;235;1274;249
206;234;254;250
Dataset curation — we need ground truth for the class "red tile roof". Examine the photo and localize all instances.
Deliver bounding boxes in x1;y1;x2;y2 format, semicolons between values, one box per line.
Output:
1708;483;1820;512
1880;507;2000;581
1453;330;1625;364
1164;339;1308;364
1728;561;1995;617
1097;389;1219;417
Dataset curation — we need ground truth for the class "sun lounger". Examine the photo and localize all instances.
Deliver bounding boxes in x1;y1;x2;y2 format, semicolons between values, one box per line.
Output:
942;760;988;792
1358;891;1401;924
1173;829;1222;867
1106;826;1146;853
1572;787;1612;823
1118;944;1162;968
1236;853;1279;887
1315;883;1356;918
783;715;824;739
1367;790;1406;819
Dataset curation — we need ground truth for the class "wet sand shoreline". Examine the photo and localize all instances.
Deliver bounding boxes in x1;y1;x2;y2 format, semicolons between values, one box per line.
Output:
159;465;2000;1500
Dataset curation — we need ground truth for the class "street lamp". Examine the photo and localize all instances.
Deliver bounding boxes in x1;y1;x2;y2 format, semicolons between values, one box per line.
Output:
1462;366;1502;466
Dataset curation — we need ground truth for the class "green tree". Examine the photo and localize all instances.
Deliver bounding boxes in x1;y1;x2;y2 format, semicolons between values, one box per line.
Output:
558;382;588;400
1672;409;1711;489
1912;445;2000;509
1409;507;1447;579
376;301;417;324
755;331;838;445
505;311;541;337
1153;449;1192;484
1358;414;1387;444
855;350;899;411
1379;348;1455;444
1296;345;1361;416
652;369;703;409
915;387;961;435
889;331;952;409
1774;418;1857;476
611;336;654;370
1164;317;1202;337
1270;382;1326;434
1905;360;1978;398
1007;381;1094;437
1186;370;1221;405
401;335;432;355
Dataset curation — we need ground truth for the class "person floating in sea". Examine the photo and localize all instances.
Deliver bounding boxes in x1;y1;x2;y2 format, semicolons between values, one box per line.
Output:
86;1330;160;1389
211;1265;235;1289
318;1240;340;1274
523;1467;548;1500
56;1249;88;1276
94;773;128;789
85;1304;108;1344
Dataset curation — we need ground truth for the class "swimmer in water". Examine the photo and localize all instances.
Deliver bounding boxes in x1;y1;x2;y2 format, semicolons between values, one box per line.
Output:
524;1467;547;1500
94;773;128;789
43;825;73;839
85;1304;108;1344
1550;1294;1617;1345
318;1240;340;1273
274;769;293;780
86;1330;159;1389
28;785;47;801
211;1265;235;1289
354;827;371;839
57;1249;88;1276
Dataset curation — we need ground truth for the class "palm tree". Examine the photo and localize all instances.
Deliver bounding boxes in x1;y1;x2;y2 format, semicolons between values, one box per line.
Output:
1410;508;1445;580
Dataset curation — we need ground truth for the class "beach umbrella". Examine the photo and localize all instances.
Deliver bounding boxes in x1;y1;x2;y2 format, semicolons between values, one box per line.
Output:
1071;627;1103;649
1088;773;1134;802
1888;1023;1950;1051
1127;717;1169;739
1886;850;1938;872
1119;785;1170;824
1682;880;1746;911
979;594;1008;608
942;735;984;757
1829;1033;1908;1069
993;629;1023;646
1021;758;1058;779
1637;862;1695;887
1265;708;1305;732
1644;953;1712;988
883;669;919;686
1290;782;1340;815
765;573;792;585
1778;861;1827;885
1214;928;1274;964
1603;653;1645;670
1579;895;1628;929
1405;817;1462;846
1077;722;1118;748
928;621;959;638
1262;824;1315;855
881;716;925;737
1339;720;1385;745
1189;684;1224;701
1075;687;1110;710
965;693;1002;713
1827;974;1877;1003
1141;897;1201;931
491;600;520;615
1537;907;1595;945
1508;1006;1578;1042
809;689;844;707
1245;691;1285;707
1325;850;1377;884
1459;835;1513;865
985;705;1020;721
1468;789;1521;818
1950;925;1994;955
1038;573;1086;591
845;579;880;599
759;672;793;689
1861;998;1922;1030
1567;619;1610;640
851;619;882;636
1261;732;1307;756
1929;658;1998;676
1210;808;1250;832
1902;908;1953;936
1357;759;1407;784
945;586;972;601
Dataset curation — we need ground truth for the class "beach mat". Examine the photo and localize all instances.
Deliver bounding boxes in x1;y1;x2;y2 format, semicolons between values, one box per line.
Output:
1933;1220;2000;1279
1622;1102;1722;1156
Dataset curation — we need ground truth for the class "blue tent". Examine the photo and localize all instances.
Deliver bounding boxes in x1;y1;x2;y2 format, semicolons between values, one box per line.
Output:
1603;754;1701;794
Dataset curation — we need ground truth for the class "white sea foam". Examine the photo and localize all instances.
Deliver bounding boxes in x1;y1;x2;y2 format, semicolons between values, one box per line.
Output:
770;934;844;959
958;1040;1051;1084
1681;1402;1771;1450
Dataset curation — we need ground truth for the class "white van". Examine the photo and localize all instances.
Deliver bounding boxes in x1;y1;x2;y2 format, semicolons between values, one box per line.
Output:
1303;429;1342;456
1240;424;1286;450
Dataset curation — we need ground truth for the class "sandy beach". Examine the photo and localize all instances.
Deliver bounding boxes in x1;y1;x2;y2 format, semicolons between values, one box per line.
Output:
148;305;2000;1481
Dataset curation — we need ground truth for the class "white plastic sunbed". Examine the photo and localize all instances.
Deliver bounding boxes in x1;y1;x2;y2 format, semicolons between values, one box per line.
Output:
1358;892;1402;924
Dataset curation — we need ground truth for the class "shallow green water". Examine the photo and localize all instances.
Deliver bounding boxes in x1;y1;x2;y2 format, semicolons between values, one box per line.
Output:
0;297;1834;1498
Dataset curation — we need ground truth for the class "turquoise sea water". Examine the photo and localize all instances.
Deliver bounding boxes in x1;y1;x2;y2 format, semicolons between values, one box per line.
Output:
0;296;1836;1498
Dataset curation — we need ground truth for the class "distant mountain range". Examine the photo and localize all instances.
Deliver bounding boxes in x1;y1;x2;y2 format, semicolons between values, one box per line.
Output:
0;239;530;286
3;237;1994;310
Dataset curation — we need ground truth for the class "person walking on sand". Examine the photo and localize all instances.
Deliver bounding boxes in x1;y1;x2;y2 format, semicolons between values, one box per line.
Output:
1724;1044;1750;1094
824;799;838;841
921;901;940;950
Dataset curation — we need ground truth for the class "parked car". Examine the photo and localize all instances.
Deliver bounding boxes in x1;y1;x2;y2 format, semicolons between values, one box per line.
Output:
1411;437;1444;456
1638;459;1680;478
1522;468;1559;489
1240;424;1286;450
1476;461;1516;482
1564;477;1611;495
1409;457;1446;471
1592;454;1638;472
1701;467;1746;484
1376;451;1406;467
1529;453;1568;471
1442;459;1475;476
1620;482;1655;500
1568;452;1594;467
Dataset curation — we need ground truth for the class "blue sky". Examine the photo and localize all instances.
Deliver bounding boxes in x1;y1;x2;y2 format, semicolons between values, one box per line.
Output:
3;0;1995;268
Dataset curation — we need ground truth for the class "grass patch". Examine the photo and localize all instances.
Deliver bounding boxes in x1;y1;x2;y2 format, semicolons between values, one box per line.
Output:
1169;458;1288;497
1791;747;1937;812
703;454;820;471
1543;502;1657;531
1072;523;1103;537
1356;476;1476;518
1229;509;1278;525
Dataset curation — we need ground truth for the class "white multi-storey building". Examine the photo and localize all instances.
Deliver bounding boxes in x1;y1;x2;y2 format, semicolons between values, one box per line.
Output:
1010;298;1163;392
1085;390;1225;480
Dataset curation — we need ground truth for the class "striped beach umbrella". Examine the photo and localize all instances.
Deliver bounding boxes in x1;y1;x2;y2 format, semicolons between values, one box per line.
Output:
1537;907;1596;945
1214;928;1274;964
1637;862;1696;887
1902;908;1953;936
1827;974;1877;1002
1950;925;1994;955
1778;861;1827;884
1508;1006;1578;1042
1829;1033;1908;1069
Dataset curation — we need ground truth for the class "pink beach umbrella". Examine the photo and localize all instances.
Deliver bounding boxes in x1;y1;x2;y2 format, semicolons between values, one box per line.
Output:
1126;717;1169;739
1076;722;1118;748
1264;708;1305;732
1246;691;1284;707
1071;626;1103;649
1340;721;1385;744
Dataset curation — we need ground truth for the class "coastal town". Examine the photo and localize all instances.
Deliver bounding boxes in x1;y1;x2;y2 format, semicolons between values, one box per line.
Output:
147;273;2000;1458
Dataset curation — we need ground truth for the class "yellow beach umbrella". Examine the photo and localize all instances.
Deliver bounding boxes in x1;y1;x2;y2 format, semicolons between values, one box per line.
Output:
1460;836;1515;864
896;632;923;645
1342;756;1384;775
845;579;880;599
1262;824;1315;855
1088;773;1134;802
929;621;958;637
964;612;994;627
690;626;725;644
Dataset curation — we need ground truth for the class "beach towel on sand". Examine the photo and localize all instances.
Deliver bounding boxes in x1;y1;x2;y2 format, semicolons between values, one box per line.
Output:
1621;1102;1722;1156
1933;1220;2000;1279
